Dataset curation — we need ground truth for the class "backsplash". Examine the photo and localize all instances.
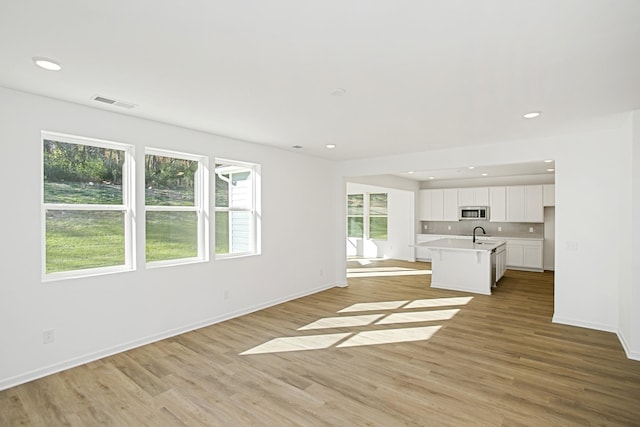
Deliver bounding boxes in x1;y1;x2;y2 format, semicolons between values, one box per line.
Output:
421;221;544;239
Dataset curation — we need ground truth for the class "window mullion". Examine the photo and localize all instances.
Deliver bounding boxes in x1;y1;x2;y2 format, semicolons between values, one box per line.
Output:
44;203;126;211
145;205;198;212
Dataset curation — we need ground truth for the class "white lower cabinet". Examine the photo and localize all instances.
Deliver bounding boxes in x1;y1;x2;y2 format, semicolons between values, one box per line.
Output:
416;234;544;272
496;246;507;281
505;239;543;271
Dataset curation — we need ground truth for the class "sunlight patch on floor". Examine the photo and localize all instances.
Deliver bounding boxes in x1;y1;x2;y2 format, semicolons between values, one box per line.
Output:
337;326;442;348
375;309;460;325
239;333;351;355
347;257;388;266
405;297;473;308
346;265;432;278
338;300;410;313
347;267;421;273
240;296;471;355
298;314;385;330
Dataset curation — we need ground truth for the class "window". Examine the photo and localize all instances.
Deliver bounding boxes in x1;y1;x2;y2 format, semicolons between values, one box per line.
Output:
42;132;134;280
215;159;259;257
347;194;364;238
346;192;388;240
145;149;209;265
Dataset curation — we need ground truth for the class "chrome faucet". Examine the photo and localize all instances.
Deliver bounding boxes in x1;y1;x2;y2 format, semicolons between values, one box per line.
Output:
473;226;486;243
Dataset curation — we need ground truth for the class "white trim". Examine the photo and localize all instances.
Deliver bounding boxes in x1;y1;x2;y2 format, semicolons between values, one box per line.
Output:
145;205;199;212
43;130;133;151
41;264;134;283
145;146;205;162
44;204;127;211
617;329;640;361
552;315;617;333
145;256;207;269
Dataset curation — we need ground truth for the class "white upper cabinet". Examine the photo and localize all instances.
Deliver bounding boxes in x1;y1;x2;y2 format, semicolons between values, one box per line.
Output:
489;186;506;222
507;185;543;223
443;188;459;221
458;187;489;206
543;184;555;207
420;188;458;221
430;189;444;221
419;189;442;221
418;189;431;221
422;185;544;223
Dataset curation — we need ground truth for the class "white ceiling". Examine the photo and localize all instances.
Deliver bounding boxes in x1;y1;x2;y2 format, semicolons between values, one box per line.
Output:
1;1;639;161
393;160;555;182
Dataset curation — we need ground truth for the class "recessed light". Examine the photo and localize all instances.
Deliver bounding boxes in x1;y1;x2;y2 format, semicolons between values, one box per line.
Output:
407;171;415;174
330;88;346;96
481;173;489;176
468;166;475;170
325;144;336;149
544;159;553;163
33;57;62;71
428;176;435;180
523;111;541;119
547;168;555;172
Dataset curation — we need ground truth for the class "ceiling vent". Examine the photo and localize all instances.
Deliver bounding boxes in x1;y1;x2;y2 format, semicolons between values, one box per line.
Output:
91;95;137;109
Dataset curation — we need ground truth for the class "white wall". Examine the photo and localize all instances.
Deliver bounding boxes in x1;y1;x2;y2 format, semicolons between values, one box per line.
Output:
0;87;341;390
346;183;414;261
633;110;640;359
336;114;639;359
543;207;555;271
619;110;640;359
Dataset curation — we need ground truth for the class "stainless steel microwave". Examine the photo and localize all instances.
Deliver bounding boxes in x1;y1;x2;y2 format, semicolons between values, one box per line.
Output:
459;206;489;220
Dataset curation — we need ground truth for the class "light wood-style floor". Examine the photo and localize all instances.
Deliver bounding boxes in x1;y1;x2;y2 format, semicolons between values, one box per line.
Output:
2;260;640;426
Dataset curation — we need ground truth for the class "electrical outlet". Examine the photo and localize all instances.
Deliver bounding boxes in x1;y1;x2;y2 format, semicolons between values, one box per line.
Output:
447;225;451;230
424;224;428;230
498;226;502;232
43;329;55;344
223;289;230;300
529;227;534;233
319;269;324;277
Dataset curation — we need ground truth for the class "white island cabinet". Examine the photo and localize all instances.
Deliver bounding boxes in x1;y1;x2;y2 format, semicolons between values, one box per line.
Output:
418;238;507;295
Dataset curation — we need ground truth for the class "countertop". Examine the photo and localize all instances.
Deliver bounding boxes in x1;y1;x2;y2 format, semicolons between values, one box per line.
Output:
417;238;507;252
417;233;543;241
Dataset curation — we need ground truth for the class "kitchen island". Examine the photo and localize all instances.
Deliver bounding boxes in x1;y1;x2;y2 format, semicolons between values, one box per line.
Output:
417;238;507;295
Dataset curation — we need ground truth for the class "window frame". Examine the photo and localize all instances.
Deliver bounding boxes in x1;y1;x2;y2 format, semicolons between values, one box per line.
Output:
144;147;209;268
214;158;259;259
41;131;136;281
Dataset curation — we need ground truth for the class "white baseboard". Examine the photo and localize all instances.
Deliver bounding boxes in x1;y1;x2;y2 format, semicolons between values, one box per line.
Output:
0;282;337;392
552;315;617;333
617;329;640;361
